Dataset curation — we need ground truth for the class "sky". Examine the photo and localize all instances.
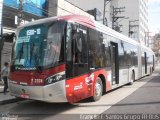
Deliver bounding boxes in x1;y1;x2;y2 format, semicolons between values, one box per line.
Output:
148;0;160;35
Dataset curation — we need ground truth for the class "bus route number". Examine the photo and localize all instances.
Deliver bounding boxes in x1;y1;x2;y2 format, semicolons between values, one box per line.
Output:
27;28;41;36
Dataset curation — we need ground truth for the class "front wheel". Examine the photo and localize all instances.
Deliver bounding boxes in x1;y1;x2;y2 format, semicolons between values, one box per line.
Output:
91;77;103;102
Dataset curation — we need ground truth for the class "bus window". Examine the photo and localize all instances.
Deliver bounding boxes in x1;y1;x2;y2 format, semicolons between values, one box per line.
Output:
88;29;106;69
72;26;88;76
66;23;88;78
44;22;65;68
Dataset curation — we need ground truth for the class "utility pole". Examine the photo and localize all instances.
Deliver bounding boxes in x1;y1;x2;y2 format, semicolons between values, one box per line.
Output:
112;6;126;32
128;20;139;38
103;0;112;26
18;0;23;26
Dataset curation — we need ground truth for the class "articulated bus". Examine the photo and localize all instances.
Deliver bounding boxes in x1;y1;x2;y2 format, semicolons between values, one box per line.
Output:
9;15;154;103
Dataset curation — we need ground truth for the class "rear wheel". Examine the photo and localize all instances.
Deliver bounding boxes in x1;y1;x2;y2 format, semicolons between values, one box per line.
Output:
91;77;103;101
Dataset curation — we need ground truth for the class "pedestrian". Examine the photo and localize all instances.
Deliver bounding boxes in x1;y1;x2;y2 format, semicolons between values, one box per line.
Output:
0;62;9;95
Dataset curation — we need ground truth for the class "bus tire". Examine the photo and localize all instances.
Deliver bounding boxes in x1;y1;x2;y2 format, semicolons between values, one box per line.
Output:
129;72;135;85
91;77;103;102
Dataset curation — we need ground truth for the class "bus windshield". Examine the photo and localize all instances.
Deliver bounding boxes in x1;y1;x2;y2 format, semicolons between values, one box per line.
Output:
12;21;66;70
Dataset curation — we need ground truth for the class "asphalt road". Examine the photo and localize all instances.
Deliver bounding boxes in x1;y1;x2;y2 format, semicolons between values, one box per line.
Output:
103;74;160;114
0;67;160;120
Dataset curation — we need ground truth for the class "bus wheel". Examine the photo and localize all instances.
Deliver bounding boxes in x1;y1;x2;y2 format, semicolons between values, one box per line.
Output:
129;72;135;85
91;77;103;101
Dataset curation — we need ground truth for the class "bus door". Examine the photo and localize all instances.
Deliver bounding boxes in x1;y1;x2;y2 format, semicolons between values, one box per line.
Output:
110;42;119;85
144;52;147;74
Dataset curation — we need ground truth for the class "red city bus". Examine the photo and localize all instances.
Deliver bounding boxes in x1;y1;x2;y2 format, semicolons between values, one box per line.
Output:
9;15;154;103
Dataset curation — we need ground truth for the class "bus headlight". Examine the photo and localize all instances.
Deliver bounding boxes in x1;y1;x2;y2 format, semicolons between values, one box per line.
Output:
45;74;63;85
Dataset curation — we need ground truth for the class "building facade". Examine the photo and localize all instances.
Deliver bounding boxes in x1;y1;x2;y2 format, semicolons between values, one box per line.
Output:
0;0;48;69
66;0;109;25
3;0;47;33
111;0;149;44
152;33;160;61
0;0;3;50
48;0;93;18
67;0;149;44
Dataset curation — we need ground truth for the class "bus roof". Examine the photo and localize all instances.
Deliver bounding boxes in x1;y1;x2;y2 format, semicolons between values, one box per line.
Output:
18;15;95;29
18;15;152;48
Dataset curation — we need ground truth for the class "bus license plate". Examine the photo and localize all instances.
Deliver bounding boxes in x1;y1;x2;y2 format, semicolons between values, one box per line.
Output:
20;94;29;99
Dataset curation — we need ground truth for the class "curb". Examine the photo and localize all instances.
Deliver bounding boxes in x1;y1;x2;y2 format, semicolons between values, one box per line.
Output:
0;98;24;105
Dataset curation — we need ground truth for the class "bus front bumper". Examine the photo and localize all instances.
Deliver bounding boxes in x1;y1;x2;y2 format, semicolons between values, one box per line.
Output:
9;80;68;103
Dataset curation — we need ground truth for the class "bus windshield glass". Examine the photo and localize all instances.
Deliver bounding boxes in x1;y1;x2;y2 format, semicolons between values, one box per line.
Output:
12;21;66;70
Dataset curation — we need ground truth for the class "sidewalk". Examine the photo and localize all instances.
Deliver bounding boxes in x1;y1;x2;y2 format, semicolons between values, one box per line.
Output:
0;83;23;105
